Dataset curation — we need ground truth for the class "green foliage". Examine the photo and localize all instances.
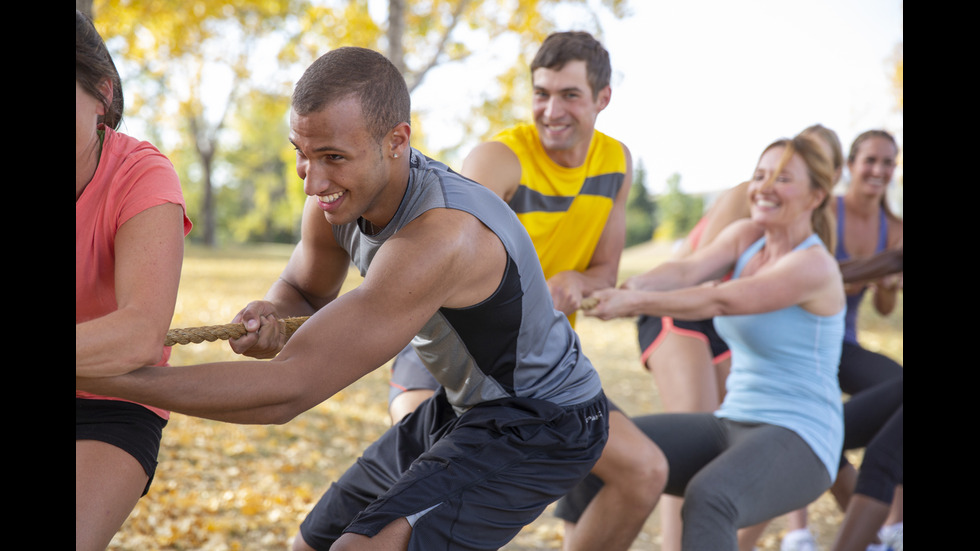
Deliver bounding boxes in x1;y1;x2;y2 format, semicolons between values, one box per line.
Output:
653;173;703;241
218;90;305;243
92;0;631;246
625;159;656;247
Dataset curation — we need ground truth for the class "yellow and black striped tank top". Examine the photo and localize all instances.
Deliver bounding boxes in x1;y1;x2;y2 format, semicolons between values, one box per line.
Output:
494;123;627;326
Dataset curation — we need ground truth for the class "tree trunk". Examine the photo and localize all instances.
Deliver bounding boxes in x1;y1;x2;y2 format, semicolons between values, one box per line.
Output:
387;0;406;73
77;0;93;17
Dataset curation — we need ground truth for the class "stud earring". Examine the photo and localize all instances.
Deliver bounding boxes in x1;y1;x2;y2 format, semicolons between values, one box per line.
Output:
393;153;399;158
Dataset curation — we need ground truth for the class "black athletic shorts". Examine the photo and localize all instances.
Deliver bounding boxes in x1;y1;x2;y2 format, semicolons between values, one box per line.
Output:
637;315;731;367
76;397;167;496
300;388;608;550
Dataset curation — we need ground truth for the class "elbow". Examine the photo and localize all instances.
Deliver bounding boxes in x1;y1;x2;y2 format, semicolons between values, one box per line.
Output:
131;330;170;368
704;297;733;319
220;397;309;426
257;363;329;425
109;337;168;376
266;407;303;426
266;391;318;425
116;315;173;372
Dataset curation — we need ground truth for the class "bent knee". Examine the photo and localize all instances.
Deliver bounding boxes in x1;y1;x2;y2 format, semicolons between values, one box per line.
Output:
601;441;668;508
291;532;317;551
627;440;668;492
682;482;737;525
601;416;669;495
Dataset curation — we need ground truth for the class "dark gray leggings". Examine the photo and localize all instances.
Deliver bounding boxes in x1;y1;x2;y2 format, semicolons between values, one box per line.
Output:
556;414;831;550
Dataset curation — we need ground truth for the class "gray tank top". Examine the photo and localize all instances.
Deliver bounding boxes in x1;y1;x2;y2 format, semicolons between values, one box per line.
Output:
332;149;601;413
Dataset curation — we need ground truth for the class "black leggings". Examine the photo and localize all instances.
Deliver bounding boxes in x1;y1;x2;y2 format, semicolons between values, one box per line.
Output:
838;341;902;395
841;375;903;503
836;341;903;504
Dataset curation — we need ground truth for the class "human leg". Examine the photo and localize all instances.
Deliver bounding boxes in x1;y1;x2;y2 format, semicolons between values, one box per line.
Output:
296;392;457;550
76;440;149;551
75;399;167;551
641;318;723;413
832;495;891;551
680;421;831;551
389;389;434;425
638;316;724;551
837;342;902;395
881;485;903;544
387;394;606;550
561;407;668;551
838;376;904;551
848;403;903;524
834;377;903;507
749;346;902;551
554;413;728;532
330;518;412;551
388;344;439;424
301;390;608;551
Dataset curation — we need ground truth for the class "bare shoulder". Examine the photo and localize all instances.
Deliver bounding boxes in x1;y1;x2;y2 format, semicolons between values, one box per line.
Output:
618;140;633;169
725;218;766;250
793;242;841;276
461;141;521;201
616;141;633;193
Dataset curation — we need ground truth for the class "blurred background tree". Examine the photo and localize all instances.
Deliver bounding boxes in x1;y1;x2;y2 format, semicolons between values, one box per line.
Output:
889;39;903;218
653;173;703;242
84;0;631;246
625;159;656;247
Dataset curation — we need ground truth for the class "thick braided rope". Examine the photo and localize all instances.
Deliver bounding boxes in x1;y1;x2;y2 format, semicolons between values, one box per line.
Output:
164;299;601;347
165;317;310;347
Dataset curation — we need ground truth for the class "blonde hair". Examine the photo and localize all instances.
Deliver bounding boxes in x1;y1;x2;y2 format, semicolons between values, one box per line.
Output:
760;135;837;251
800;124;843;177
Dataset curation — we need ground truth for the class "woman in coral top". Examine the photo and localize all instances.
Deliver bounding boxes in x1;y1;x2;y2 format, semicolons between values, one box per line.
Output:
75;10;191;550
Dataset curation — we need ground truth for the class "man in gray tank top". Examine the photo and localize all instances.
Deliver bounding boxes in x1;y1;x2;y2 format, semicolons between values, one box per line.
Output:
77;47;608;551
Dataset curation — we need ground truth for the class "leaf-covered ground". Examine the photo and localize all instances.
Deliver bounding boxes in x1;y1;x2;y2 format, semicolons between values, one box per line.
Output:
106;241;902;550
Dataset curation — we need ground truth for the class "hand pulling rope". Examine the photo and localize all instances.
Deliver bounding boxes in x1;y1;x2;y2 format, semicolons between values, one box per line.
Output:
164;299;602;346
164;317;309;347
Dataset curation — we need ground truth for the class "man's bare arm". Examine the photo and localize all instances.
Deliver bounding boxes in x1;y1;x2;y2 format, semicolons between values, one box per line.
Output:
75;209;507;426
839;247;903;284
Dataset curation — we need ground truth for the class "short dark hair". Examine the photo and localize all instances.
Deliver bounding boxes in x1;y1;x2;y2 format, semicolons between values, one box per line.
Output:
530;31;611;99
292;47;411;144
76;9;124;129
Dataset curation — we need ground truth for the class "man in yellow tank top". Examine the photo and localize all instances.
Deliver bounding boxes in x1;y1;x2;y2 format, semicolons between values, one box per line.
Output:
388;31;668;551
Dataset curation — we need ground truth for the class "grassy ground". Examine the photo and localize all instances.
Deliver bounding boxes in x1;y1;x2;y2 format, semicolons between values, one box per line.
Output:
106;240;902;550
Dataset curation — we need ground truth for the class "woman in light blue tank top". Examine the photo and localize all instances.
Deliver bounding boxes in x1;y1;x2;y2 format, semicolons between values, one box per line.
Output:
555;135;846;550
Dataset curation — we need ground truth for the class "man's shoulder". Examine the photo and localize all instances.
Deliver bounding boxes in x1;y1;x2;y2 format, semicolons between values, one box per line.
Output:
591;129;628;155
491;122;536;143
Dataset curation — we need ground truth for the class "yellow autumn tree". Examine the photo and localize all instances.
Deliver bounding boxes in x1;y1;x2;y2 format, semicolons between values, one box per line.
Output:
91;0;630;245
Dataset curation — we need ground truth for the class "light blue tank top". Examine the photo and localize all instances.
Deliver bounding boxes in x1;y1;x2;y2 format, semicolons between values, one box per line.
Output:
714;234;844;479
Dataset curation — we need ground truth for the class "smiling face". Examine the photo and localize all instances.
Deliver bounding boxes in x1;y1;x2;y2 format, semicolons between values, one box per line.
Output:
749;146;825;229
847;135;897;199
290;96;405;228
531;60;610;166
